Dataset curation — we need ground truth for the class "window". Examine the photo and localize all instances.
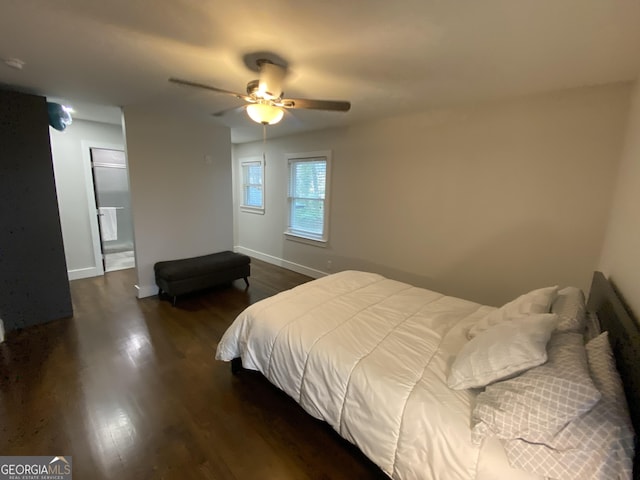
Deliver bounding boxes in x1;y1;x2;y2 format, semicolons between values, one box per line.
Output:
240;157;264;213
285;151;331;244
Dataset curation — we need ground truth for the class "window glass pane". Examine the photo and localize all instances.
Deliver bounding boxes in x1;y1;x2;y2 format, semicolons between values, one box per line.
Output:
293;160;326;199
247;164;262;185
286;153;330;241
245;186;262;207
241;160;264;210
290;198;324;234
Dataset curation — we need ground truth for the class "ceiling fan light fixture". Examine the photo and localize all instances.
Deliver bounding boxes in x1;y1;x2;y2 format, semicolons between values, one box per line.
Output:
246;103;284;125
169;57;351;127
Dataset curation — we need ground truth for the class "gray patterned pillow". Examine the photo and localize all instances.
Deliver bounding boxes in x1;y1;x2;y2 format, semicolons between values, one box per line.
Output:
552;286;586;333
502;332;634;480
471;332;601;444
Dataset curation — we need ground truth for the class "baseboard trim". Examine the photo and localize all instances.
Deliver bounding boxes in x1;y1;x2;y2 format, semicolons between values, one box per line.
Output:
68;267;101;281
234;246;327;279
136;284;159;299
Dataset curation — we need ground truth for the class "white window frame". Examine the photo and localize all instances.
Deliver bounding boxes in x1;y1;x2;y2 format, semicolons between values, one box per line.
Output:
284;150;331;246
239;156;265;214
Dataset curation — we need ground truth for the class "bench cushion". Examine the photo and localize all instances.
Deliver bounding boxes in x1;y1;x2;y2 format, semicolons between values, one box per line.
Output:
155;251;250;281
154;251;250;298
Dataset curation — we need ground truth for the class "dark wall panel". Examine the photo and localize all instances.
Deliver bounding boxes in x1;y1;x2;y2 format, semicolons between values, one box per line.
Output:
0;89;73;331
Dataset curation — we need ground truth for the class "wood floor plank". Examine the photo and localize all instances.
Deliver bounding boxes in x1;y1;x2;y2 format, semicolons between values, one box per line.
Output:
0;258;388;479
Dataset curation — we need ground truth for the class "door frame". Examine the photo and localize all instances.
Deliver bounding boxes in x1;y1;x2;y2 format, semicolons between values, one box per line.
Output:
81;140;126;278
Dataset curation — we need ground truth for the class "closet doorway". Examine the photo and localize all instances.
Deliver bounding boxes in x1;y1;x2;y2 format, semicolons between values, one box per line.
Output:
90;147;135;272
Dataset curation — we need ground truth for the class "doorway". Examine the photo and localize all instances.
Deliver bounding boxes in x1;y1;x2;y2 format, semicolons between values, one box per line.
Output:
90;147;135;272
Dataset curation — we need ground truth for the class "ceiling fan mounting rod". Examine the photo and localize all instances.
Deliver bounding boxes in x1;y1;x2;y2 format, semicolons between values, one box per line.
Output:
256;58;274;68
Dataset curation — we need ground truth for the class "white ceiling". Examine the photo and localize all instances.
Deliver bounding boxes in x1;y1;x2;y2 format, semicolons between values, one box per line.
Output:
1;0;640;143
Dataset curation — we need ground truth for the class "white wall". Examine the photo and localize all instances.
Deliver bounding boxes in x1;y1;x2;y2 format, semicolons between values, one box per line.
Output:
123;106;233;297
234;84;631;306
599;80;640;317
50;119;125;279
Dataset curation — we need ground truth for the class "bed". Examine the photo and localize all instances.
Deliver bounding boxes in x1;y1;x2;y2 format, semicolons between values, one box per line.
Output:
216;270;638;479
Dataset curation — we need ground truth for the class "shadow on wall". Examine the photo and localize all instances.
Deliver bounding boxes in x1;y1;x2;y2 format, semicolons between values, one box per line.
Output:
324;221;589;307
433;226;561;306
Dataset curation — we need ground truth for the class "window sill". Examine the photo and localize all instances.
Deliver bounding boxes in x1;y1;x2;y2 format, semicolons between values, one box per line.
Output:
284;231;328;248
240;206;265;215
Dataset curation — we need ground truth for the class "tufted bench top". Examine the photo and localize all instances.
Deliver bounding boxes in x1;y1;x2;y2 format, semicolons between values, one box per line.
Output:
154;251;250;281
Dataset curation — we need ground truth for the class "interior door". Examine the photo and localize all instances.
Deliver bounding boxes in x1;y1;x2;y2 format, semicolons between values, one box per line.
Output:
90;148;135;272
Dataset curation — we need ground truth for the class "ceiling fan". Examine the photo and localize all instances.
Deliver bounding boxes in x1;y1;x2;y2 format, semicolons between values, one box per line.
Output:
169;59;351;125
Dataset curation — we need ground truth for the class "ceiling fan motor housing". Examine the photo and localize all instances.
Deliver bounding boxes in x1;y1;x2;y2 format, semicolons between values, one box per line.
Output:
256;60;285;100
246;79;259;96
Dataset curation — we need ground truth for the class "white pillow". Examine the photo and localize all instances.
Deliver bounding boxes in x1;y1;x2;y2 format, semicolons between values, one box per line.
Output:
468;285;558;339
448;313;559;390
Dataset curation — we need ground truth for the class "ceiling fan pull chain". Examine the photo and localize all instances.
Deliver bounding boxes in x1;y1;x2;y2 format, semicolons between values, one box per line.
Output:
262;124;267;163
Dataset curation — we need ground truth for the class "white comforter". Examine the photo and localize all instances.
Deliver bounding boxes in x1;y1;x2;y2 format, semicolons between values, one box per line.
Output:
216;271;542;480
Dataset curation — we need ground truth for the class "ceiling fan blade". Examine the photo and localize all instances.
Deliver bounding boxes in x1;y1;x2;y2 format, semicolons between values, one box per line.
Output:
169;77;252;102
211;105;247;117
280;98;351;112
282;108;304;126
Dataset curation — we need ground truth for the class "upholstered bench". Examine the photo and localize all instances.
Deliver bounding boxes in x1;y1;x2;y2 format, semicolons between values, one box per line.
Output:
154;251;250;306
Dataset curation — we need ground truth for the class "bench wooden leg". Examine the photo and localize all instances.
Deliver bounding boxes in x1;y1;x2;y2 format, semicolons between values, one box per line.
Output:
243;277;250;288
172;296;177;307
231;357;243;375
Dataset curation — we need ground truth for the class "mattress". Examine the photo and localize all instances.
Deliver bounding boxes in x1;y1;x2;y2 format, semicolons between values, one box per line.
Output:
216;270;543;480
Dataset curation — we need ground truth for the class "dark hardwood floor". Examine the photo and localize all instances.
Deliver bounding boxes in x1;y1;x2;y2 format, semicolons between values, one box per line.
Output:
0;259;388;479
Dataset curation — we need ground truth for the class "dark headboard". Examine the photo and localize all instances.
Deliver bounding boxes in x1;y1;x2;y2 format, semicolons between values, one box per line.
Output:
587;271;640;479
